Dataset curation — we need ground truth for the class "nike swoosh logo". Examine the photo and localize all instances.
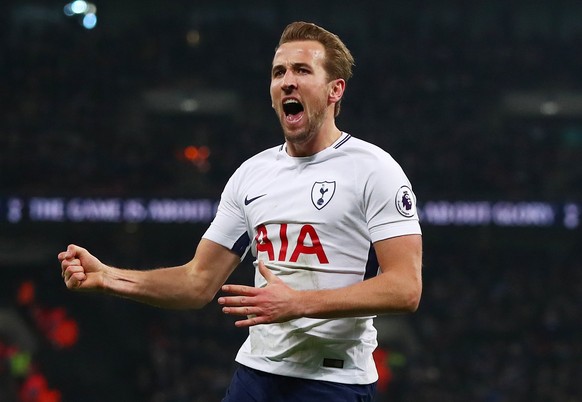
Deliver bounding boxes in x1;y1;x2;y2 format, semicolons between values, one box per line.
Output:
244;194;266;205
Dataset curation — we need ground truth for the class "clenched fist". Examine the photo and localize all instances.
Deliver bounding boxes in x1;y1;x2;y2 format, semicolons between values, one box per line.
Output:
58;244;107;291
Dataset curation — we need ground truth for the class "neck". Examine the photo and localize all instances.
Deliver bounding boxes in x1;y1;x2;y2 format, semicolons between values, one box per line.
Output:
285;121;342;157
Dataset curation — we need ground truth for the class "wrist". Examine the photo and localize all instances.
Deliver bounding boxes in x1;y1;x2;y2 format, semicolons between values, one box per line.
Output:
99;264;117;293
295;289;318;318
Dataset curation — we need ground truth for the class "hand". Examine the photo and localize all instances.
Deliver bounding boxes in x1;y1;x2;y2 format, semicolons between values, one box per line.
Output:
218;261;300;327
57;244;106;291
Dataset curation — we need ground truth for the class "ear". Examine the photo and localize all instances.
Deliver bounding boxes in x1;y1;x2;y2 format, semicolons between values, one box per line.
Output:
328;78;346;104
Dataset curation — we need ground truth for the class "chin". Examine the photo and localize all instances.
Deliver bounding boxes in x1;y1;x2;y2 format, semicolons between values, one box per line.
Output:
284;130;311;145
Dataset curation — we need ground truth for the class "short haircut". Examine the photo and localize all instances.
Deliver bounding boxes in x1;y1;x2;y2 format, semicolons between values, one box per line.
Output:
278;21;355;117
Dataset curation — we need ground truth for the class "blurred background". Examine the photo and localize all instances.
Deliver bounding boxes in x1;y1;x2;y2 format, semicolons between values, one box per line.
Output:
1;1;581;401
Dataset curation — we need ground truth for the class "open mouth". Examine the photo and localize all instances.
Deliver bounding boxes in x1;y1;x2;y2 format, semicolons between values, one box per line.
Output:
282;99;304;122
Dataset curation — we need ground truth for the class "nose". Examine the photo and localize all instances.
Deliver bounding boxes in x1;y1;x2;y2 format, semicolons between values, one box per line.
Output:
281;70;297;92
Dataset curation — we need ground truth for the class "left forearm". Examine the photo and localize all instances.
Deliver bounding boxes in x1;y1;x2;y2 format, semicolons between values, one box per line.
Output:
298;270;422;319
219;235;423;327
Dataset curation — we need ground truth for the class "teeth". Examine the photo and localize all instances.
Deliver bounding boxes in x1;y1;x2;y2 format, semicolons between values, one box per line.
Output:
284;99;299;104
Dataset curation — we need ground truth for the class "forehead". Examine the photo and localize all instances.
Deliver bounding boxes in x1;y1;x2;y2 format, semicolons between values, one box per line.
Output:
272;40;326;68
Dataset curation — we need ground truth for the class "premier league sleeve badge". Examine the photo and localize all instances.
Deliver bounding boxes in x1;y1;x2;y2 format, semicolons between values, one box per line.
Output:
395;185;417;217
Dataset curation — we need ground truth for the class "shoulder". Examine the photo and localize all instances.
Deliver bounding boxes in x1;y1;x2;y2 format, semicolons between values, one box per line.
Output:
336;134;403;172
235;144;283;173
221;144;283;201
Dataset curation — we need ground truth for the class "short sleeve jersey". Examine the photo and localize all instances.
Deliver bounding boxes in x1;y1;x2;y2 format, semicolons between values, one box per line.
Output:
202;132;421;385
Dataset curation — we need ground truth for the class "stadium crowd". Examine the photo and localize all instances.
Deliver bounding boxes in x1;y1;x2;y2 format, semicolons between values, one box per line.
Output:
1;3;581;201
1;2;581;401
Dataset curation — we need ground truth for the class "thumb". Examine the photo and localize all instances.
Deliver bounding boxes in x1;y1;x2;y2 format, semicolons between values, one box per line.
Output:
258;260;279;284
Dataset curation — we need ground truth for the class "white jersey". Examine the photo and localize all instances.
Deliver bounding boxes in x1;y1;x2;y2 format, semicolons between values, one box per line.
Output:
202;132;421;384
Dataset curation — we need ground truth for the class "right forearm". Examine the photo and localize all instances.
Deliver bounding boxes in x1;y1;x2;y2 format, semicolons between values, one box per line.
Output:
60;239;239;310
102;264;213;309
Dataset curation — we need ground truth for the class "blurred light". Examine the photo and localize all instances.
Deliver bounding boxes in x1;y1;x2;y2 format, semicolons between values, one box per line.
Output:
17;281;36;306
82;13;97;29
63;4;74;16
64;1;97;29
86;3;97;14
198;146;210;160
183;145;210;163
70;0;88;14
52;319;80;348
540;101;559;115
564;204;579;229
180;99;199;112
184;146;199;161
186;30;201;47
10;351;31;377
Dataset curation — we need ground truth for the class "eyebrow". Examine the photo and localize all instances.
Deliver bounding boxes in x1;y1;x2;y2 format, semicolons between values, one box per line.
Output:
271;62;312;74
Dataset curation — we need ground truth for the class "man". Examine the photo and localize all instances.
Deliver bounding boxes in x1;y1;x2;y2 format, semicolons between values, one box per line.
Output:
59;21;423;401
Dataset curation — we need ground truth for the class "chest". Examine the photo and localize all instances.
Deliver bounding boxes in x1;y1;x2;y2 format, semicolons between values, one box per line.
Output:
241;161;363;228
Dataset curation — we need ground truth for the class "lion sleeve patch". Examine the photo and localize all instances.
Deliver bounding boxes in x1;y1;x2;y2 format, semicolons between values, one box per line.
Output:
395;185;417;217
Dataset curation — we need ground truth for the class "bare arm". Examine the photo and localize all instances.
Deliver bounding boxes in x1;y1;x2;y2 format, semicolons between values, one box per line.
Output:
58;238;241;309
219;234;422;326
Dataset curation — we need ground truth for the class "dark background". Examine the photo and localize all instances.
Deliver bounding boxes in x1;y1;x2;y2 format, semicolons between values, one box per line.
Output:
1;1;581;401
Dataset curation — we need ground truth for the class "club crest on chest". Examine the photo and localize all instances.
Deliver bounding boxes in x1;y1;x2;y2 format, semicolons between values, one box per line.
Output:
311;181;336;210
